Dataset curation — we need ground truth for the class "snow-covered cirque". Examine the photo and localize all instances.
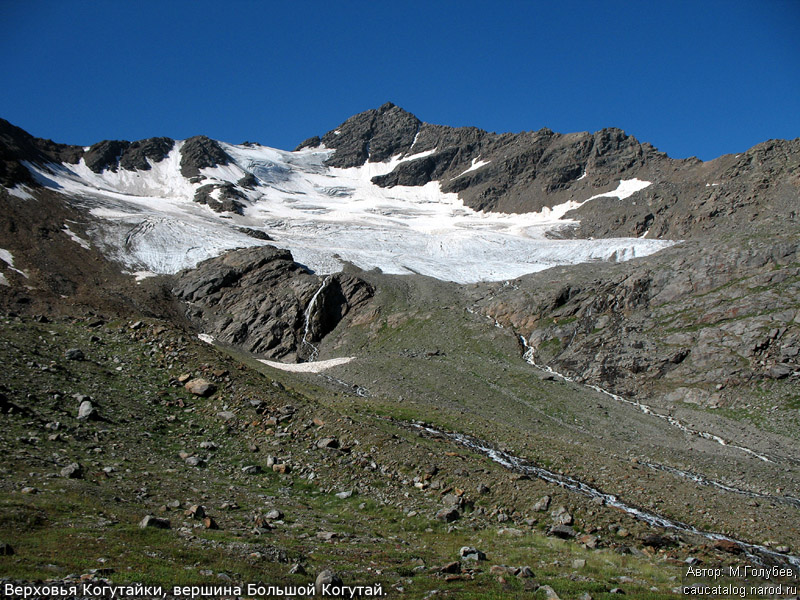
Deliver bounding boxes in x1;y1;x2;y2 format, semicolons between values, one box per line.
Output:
24;142;676;283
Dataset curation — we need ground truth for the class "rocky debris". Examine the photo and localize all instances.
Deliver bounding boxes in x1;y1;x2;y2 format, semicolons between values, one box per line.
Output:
315;569;343;595
64;348;84;361
60;462;83;479
184;378;216;397
139;515;170;529
180;135;230;178
77;400;95;420
173;246;373;360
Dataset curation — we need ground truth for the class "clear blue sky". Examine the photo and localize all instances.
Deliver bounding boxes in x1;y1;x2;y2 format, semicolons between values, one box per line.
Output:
2;0;798;160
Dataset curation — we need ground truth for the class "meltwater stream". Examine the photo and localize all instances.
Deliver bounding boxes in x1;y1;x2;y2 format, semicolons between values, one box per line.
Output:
300;275;333;362
519;337;774;463
412;423;800;568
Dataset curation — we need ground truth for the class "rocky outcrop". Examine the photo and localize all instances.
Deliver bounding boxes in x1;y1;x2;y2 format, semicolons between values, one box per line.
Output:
305;104;799;241
193;182;246;214
316;102;421;167
0;118;82;186
173;246;373;360
179;135;231;178
473;237;800;405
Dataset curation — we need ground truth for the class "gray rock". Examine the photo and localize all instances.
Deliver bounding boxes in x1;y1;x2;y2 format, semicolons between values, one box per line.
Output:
435;507;460;522
768;363;793;379
538;585;562;600
317;437;340;450
314;569;343;596
335;490;353;500
265;509;283;520
184;456;205;467
533;495;551;512
139;515;170;529
0;542;14;555
289;563;306;575
459;546;487;561
77;400;95;420
185;379;216;397
65;348;84;361
241;465;261;475
547;524;576;539
60;462;83;479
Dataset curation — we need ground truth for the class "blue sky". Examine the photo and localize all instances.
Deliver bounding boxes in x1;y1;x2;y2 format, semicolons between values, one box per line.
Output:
2;0;798;160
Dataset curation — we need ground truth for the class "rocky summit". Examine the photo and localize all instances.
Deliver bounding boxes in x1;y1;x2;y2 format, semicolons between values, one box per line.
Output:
0;105;798;599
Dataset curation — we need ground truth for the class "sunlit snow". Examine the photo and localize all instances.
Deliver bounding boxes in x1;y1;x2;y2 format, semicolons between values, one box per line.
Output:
258;356;355;372
24;140;676;284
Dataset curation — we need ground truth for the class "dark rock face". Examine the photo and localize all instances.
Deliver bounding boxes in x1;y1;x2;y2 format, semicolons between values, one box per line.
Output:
0;118;82;186
85;137;175;173
320;102;421;168
310;103;799;242
0;118;176;184
119;137;175;171
173;246;373;360
180;135;231;178
84;140;132;173
473;237;800;404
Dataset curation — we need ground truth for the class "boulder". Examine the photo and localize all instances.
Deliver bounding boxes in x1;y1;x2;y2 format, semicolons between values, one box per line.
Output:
185;379;216;397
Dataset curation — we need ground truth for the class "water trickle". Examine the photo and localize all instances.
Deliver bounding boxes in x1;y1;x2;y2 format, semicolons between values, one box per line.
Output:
301;275;333;362
412;423;800;568
520;336;774;463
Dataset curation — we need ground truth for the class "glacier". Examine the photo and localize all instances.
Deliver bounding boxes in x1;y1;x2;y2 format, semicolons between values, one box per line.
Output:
22;140;677;284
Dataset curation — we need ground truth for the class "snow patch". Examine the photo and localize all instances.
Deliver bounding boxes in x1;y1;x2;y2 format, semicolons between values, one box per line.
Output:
198;333;215;344
7;184;35;200
258;356;355;373
63;225;91;249
134;271;158;282
456;158;490;178
576;171;587;181
0;248;29;278
0;249;14;268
